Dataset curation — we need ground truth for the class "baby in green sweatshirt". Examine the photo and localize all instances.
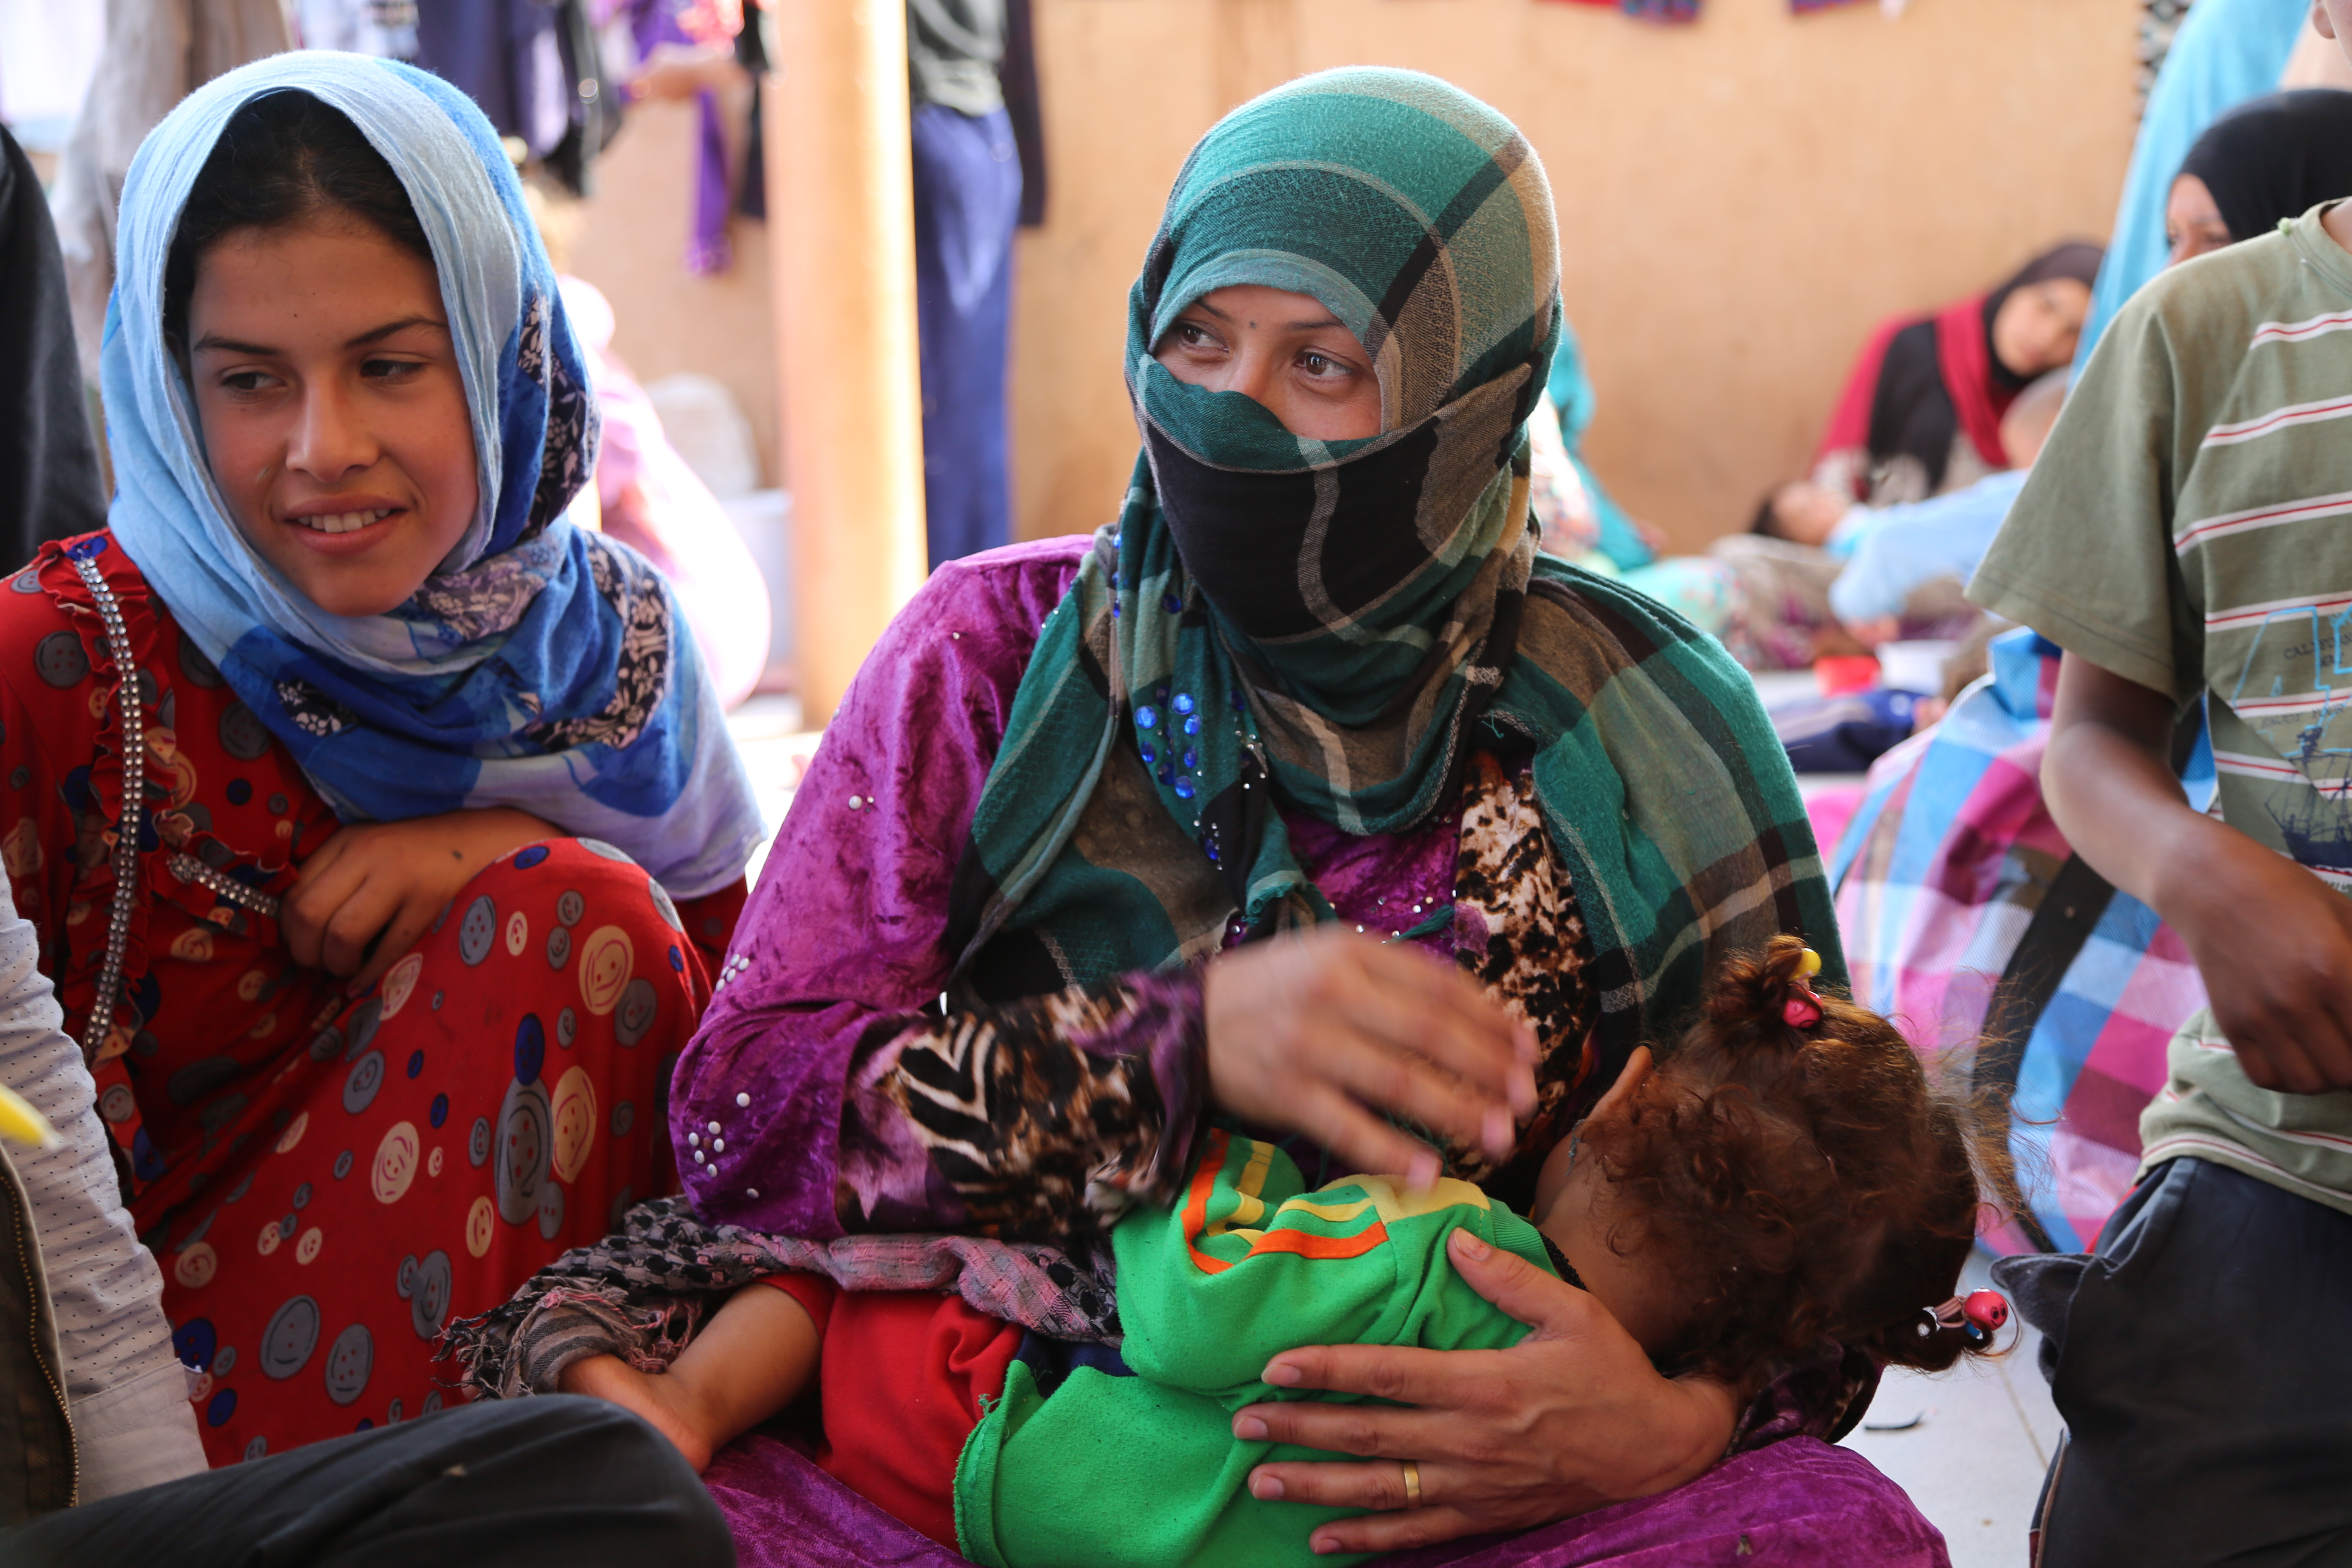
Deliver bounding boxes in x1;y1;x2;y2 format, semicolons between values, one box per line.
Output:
570;937;2011;1566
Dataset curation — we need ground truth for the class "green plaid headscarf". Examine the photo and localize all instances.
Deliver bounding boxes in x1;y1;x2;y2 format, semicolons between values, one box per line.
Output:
946;69;1842;1051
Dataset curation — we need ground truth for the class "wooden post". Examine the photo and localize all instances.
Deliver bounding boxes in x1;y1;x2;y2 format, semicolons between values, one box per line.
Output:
764;0;928;727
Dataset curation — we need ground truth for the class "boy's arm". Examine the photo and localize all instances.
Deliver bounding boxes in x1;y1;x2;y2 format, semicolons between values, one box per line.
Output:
2046;654;2352;1092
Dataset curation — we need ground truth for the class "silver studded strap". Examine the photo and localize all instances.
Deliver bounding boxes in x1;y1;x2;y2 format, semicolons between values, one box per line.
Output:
67;558;290;1064
68;552;143;1067
165;852;283;921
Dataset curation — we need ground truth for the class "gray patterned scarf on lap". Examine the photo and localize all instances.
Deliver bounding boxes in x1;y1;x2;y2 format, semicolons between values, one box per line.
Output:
443;1197;1120;1398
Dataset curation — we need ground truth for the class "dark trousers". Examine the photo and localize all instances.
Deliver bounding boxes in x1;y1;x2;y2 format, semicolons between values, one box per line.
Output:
911;102;1023;571
0;1394;733;1568
2002;1157;2352;1568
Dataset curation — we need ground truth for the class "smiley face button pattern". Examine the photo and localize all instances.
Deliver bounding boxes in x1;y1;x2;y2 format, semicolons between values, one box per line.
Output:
323;1324;373;1406
457;896;498;967
494;1078;552;1227
396;1249;454;1341
127;837;737;1466
259;1296;321;1380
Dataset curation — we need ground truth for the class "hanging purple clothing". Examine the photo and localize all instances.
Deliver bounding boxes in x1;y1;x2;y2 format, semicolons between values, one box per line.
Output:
617;0;735;273
913;102;1023;566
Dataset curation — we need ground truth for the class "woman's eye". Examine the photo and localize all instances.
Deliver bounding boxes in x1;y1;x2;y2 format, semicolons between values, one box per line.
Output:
1300;351;1345;379
1176;323;1217;350
220;371;272;394
362;358;421;381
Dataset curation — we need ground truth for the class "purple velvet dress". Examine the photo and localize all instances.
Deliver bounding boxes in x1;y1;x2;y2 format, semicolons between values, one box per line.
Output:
672;539;1949;1566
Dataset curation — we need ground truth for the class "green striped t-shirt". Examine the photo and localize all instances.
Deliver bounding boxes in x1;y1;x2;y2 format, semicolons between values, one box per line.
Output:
1973;205;2352;1216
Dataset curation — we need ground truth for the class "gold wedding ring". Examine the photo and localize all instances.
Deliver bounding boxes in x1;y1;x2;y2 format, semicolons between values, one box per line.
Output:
1401;1459;1424;1509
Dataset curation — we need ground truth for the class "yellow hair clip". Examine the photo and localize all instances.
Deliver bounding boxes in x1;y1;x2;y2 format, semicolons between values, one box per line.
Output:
1783;947;1826;1029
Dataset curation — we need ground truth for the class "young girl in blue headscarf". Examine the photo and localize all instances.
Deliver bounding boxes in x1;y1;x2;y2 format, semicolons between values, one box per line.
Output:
0;52;762;1464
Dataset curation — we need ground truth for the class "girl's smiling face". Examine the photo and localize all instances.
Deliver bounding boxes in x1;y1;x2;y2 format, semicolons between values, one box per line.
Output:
186;217;479;618
1153;284;1384;441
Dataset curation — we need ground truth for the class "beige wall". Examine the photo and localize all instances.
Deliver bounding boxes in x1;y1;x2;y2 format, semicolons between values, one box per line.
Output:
1010;0;2144;551
573;0;2145;555
566;82;780;490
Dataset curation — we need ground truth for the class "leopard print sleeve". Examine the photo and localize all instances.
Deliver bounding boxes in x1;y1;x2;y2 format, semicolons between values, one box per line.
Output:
835;968;1209;1245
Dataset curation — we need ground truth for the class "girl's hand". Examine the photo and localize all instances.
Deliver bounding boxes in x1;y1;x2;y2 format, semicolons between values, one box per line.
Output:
283;808;558;992
1230;1229;1738;1555
1203;927;1537;1190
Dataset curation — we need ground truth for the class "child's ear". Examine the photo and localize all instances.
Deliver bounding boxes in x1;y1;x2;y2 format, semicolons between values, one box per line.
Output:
1588;1046;1654;1125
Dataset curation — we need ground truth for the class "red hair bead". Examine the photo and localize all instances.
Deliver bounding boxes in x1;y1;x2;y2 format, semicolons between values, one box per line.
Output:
1962;1290;2008;1332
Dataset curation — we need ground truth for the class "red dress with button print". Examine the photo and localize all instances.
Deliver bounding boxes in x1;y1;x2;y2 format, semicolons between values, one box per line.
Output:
0;535;744;1464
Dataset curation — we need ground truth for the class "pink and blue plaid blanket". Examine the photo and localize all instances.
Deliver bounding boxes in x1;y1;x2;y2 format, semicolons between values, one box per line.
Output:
1829;630;2213;1253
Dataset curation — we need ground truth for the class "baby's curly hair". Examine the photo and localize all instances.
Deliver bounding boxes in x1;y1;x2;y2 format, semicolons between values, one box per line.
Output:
1577;935;2017;1390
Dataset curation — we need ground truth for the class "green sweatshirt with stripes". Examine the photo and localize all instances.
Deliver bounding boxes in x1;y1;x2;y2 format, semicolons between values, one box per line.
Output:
953;1129;1559;1568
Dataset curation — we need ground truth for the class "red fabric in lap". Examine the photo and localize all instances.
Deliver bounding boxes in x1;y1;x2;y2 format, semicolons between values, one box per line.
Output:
754;1275;1021;1551
761;1270;835;1337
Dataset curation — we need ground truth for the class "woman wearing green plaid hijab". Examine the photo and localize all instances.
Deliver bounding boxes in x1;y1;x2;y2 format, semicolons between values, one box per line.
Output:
676;67;1873;1557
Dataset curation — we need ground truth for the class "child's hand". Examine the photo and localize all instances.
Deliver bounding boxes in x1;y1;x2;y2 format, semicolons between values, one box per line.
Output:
2166;834;2352;1094
283;808;557;993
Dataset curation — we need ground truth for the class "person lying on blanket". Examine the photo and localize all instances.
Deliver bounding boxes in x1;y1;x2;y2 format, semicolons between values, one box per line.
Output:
567;939;2014;1566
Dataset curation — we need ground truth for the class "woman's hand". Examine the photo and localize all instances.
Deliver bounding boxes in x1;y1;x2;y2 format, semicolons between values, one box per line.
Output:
1231;1229;1738;1556
1203;927;1536;1188
283;808;558;993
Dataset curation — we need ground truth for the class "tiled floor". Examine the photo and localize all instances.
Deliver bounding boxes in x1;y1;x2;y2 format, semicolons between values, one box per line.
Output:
722;695;2065;1565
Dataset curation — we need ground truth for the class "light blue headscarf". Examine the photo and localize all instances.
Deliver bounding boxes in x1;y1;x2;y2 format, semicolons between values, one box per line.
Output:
2074;0;2308;369
102;53;760;896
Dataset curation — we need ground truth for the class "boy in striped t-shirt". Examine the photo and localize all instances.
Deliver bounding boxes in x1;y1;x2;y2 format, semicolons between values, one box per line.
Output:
1971;15;2352;1557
